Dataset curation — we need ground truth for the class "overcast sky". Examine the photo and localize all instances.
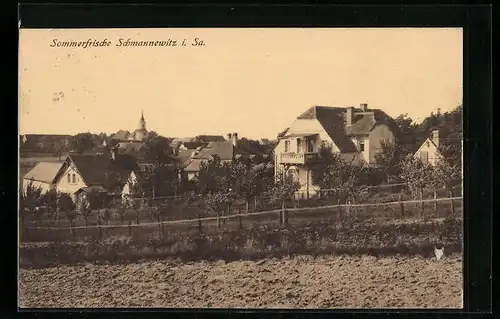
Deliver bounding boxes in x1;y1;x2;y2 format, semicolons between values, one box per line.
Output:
19;28;462;140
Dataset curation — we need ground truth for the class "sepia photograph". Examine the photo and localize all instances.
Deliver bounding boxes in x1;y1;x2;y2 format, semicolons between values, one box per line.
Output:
18;28;463;309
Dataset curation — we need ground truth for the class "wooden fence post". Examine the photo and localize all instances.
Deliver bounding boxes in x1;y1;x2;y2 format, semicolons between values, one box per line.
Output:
160;215;165;242
337;197;341;222
346;198;351;220
449;190;455;215
198;215;203;234
157;215;162;241
238;208;243;230
433;188;438;217
419;188;424;217
128;220;132;237
399;194;405;218
279;201;284;225
98;219;102;241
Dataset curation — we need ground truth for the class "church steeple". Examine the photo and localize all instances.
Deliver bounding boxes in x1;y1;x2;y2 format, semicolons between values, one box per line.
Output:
139;110;146;131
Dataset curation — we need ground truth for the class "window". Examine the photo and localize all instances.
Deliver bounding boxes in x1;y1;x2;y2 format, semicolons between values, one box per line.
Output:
284;140;290;152
72;174;76;183
420;151;429;164
307;139;315;153
296;138;302;153
359;140;365;152
67;174;71;183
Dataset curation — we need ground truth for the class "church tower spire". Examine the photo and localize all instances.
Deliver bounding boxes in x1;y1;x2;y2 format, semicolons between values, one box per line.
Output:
139;110;146;131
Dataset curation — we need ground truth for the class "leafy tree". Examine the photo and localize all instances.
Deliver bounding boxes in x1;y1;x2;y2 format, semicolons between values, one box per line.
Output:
433;158;462;194
144;135;175;167
197;156;231;195
399;154;434;199
393;113;420;154
70;132;96;154
76;190;107;228
204;191;235;229
41;190;60;236
311;145;365;202
269;168;301;225
58;193;77;237
21;182;43;215
113;197;129;224
230;159;265;213
374;140;405;183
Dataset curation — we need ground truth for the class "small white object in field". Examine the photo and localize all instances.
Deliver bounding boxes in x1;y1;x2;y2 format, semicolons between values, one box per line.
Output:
434;247;444;261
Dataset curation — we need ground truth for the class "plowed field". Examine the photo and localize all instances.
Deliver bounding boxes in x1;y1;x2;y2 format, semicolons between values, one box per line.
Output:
19;254;462;309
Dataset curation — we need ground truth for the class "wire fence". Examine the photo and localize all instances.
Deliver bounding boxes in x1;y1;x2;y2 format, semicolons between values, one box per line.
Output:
24;196;462;231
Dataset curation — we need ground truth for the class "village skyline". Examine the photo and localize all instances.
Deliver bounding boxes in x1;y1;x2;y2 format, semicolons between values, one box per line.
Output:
19;28;462;140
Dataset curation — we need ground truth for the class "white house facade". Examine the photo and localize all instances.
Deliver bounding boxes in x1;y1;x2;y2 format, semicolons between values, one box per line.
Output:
274;104;397;199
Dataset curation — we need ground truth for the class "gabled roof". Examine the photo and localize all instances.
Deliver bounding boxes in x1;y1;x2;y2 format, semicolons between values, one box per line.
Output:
23;162;64;184
295;105;397;153
184;158;207;173
346;109;398;136
297;106;358;153
195;141;234;161
56;154;140;189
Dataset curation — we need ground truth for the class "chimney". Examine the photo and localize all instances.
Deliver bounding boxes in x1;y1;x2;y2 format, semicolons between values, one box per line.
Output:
346;107;354;126
231;133;238;147
360;103;368;112
227;133;232;140
432;130;440;147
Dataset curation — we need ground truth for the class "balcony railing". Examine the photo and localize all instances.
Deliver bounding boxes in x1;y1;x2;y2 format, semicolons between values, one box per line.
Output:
279;152;320;164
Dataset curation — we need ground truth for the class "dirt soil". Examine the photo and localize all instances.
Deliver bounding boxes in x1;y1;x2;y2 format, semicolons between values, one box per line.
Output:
19;254;463;309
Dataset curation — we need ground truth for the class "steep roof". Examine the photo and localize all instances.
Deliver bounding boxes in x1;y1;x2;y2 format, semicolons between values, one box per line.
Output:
295;105;397;153
196;141;234;161
59;154;139;189
23;162;64;184
346;109;399;136
184;158;207;173
297;106;358;153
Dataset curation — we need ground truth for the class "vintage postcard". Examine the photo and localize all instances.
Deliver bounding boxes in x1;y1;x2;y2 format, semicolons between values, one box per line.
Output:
19;28;463;309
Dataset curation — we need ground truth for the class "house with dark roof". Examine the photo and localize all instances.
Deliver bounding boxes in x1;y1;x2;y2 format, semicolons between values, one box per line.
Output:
53;153;141;201
22;162;65;194
274;104;397;198
182;133;270;180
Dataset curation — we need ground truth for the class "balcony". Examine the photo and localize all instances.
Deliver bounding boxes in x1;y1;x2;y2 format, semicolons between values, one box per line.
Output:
279;152;320;165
